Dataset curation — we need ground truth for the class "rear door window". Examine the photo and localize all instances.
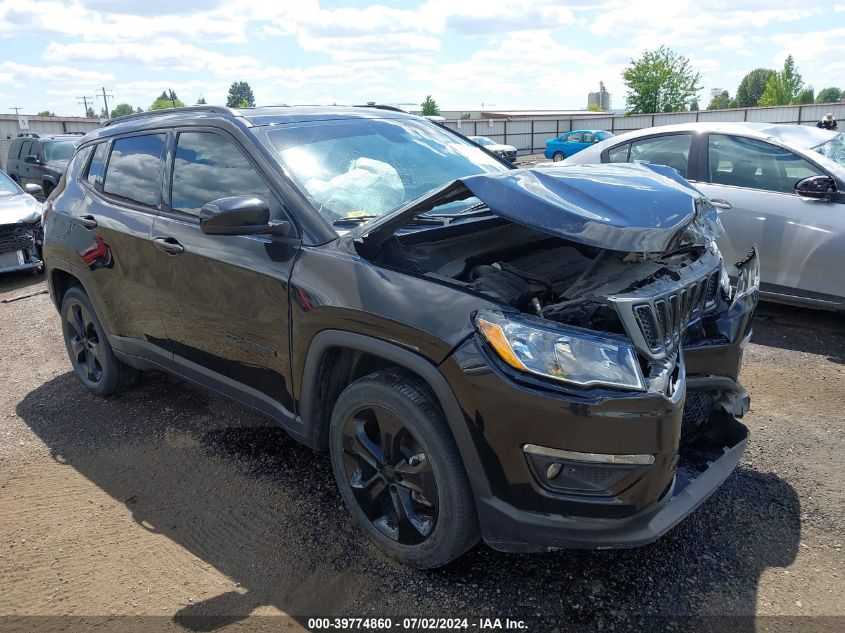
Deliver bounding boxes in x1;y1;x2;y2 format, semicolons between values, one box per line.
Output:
707;134;824;193
86;143;109;188
170;131;272;216
103;134;166;208
20;141;32;159
629;134;692;177
566;132;584;143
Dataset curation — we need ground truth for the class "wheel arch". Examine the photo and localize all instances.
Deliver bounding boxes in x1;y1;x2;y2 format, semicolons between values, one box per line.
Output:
299;330;492;502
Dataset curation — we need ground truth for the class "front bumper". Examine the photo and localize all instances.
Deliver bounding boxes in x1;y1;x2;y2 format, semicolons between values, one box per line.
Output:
0;223;42;273
438;266;757;551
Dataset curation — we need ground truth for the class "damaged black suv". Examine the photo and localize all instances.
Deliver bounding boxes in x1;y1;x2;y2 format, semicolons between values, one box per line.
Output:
42;106;759;568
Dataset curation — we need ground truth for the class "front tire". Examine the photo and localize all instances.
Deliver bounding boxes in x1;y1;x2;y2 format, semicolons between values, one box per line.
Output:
60;286;136;395
329;370;479;568
552;151;565;162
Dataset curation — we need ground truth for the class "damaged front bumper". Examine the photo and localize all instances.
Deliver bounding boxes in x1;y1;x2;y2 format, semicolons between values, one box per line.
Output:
0;222;43;273
441;247;759;553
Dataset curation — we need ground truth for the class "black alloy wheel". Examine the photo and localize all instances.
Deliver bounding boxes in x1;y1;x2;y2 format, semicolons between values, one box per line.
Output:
60;287;136;395
340;405;439;544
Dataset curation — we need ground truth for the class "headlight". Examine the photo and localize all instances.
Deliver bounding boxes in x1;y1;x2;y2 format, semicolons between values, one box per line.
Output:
475;311;645;391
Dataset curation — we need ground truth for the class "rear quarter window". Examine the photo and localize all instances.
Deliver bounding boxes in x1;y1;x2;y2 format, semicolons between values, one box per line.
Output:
86;143;109;188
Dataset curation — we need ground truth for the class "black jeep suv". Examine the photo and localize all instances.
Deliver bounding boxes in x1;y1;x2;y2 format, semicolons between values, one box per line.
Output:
42;106;759;568
7;133;80;197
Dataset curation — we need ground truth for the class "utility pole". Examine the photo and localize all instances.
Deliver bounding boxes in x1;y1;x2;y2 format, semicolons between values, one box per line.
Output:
77;95;94;118
10;106;22;116
97;87;114;118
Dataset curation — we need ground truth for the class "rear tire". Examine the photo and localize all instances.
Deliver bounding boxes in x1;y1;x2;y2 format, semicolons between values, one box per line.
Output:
552;151;565;162
60;286;137;395
329;370;479;568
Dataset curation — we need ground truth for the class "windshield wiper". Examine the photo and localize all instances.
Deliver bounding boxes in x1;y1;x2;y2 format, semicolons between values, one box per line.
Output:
332;215;380;226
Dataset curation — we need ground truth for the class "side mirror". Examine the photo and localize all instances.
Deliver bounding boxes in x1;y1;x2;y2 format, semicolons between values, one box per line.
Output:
24;154;39;164
795;175;837;200
199;196;292;237
24;183;43;197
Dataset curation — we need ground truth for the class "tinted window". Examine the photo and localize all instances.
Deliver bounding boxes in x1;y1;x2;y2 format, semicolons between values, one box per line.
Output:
69;146;93;180
608;143;630;163
103;135;166;207
171;132;272;216
629;134;691;177
20;141;32;158
708;134;824;193
86;143;108;187
44;140;77;162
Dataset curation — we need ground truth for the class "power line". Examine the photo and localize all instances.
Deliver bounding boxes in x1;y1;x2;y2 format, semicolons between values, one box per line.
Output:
10;106;22;116
77;96;94;118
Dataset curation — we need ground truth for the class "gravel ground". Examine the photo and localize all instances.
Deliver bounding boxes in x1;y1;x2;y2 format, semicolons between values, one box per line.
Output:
1;271;843;632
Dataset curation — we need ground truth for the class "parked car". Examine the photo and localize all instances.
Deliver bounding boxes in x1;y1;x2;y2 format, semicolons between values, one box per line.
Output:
469;136;518;162
544;129;613;161
43;105;758;568
563;122;845;312
0;169;43;274
6;133;81;198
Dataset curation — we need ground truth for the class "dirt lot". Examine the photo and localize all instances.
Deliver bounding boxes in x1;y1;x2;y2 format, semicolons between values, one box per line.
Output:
1;271;843;632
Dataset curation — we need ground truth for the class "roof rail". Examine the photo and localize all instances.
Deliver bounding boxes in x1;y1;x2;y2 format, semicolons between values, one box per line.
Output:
355;104;411;114
17;132;40;138
103;105;242;127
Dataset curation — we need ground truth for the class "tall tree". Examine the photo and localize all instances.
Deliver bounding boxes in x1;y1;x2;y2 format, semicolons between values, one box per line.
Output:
226;82;255;108
688;98;700;112
795;87;814;104
707;90;732;110
110;103;136;118
759;56;804;106
150;90;185;110
735;68;775;107
420;95;441;116
622;46;701;114
816;87;842;103
196;96;207;104
85;106;96;118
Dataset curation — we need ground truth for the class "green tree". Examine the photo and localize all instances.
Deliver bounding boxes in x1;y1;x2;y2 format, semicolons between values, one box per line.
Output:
816;87;842;103
150;90;185;110
689;98;700;111
622;46;702;114
707;90;732;110
759;55;804;106
735;68;775;107
36;110;55;116
586;103;604;112
795;87;814;104
110;103;136;118
85;106;96;118
420;95;440;116
196;96;207;104
226;82;255;108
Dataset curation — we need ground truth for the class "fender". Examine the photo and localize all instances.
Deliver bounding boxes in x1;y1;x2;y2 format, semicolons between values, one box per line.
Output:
42;174;59;188
299;329;493;503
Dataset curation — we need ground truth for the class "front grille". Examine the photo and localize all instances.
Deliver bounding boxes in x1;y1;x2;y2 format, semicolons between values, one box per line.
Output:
608;252;721;360
0;223;39;254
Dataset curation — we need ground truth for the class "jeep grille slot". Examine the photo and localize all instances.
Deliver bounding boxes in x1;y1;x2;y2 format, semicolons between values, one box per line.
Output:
630;276;711;356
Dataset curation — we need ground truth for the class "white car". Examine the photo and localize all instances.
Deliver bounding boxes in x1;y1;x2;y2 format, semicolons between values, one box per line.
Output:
563;122;845;312
469;136;518;162
0;170;43;274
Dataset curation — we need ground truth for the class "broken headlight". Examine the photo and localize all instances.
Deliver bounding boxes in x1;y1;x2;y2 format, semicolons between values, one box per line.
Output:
475;311;645;391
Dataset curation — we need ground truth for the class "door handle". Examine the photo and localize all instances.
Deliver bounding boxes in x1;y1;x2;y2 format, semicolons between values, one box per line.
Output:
710;198;732;210
153;237;185;255
77;215;98;230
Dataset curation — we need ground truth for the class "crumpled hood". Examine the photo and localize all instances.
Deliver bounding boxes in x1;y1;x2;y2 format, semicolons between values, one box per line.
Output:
356;162;722;253
0;192;41;224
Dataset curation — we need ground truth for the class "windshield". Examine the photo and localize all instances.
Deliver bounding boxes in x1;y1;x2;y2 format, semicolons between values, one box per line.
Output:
0;171;22;195
814;132;845;168
263;117;508;223
471;137;494;147
43;140;76;162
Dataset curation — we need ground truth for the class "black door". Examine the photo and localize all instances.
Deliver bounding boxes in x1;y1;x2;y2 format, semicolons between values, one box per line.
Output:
150;129;300;419
66;134;171;360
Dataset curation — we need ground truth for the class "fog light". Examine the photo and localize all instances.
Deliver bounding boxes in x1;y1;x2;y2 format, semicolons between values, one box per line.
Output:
546;463;562;479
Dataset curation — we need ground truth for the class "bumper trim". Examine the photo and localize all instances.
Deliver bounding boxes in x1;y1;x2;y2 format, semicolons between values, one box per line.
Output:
523;443;655;466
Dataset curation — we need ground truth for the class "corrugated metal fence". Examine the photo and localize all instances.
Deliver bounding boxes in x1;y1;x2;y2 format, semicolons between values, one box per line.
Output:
1;115;101;172
443;102;845;156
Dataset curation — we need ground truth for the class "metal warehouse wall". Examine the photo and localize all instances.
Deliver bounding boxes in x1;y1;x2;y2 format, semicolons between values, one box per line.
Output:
1;115;101;172
444;102;845;156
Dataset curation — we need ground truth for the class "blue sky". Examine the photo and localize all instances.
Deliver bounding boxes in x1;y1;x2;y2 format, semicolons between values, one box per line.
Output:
1;0;843;116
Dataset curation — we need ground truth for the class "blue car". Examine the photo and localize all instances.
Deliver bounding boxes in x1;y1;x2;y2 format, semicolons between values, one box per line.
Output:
544;129;613;161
